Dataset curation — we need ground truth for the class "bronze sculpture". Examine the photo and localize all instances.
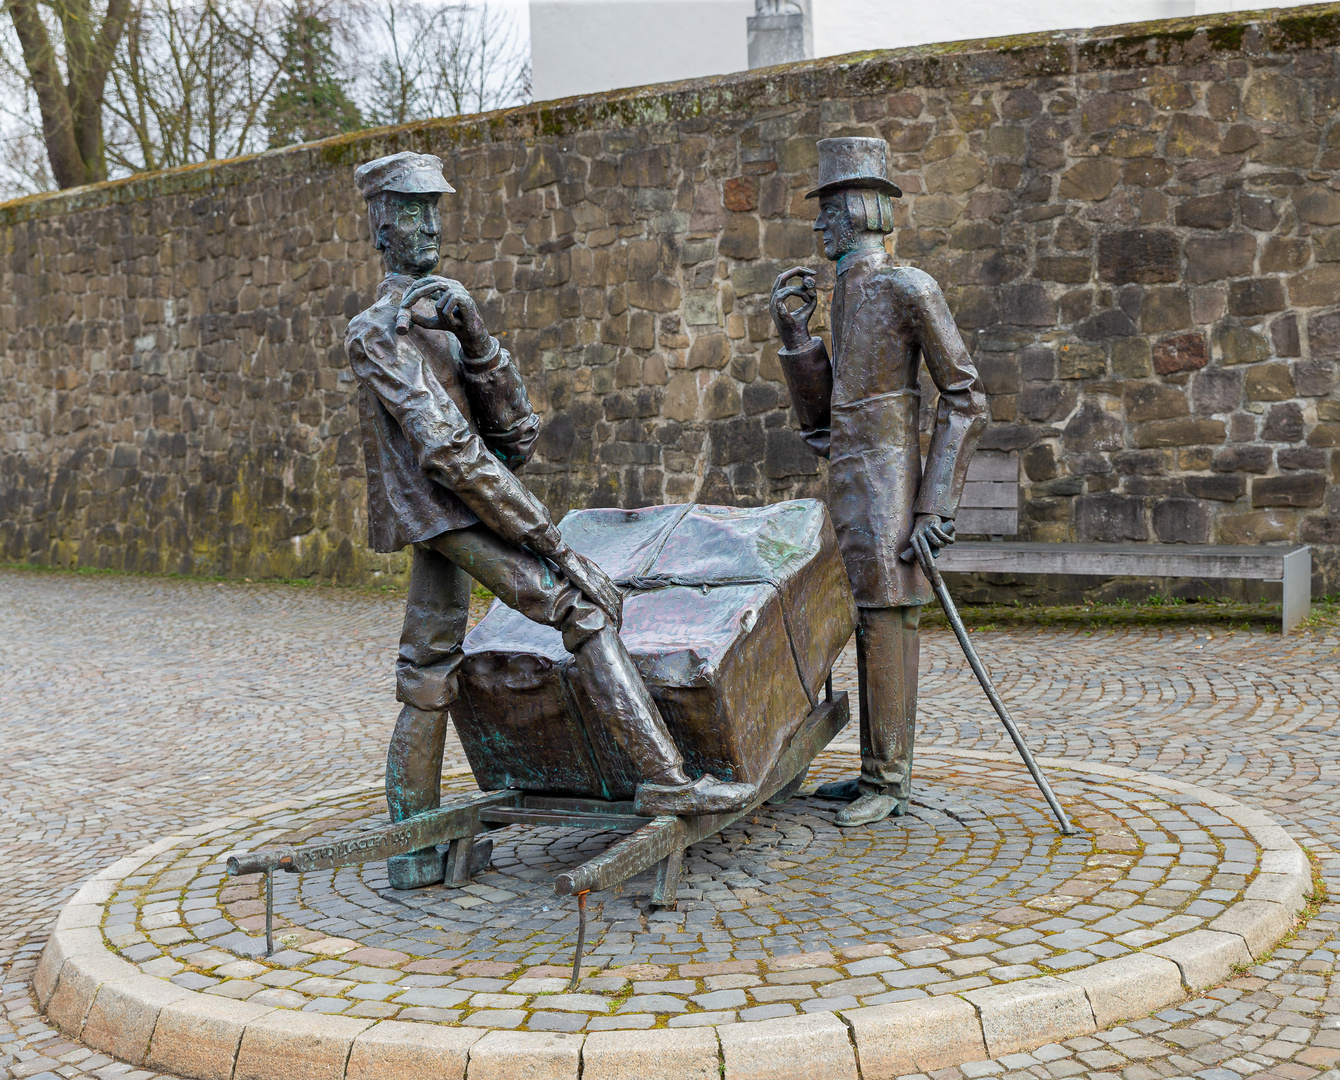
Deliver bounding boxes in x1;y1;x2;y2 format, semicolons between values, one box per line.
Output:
770;137;988;827
345;151;754;887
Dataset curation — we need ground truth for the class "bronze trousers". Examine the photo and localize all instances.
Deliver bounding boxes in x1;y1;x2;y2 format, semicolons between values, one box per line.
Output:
855;605;921;799
386;523;684;823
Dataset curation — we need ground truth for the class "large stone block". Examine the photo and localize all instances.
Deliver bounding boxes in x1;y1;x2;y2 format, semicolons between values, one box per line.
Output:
1097;230;1179;284
81;975;193;1065
1211;900;1297;961
1148;929;1252;990
346;1020;483;1080
468;1030;584;1080
1057;953;1184;1027
842;995;986;1078
964;976;1096;1057
1152;497;1212;543
234;1011;374;1080
719;1012;857;1080
34;928;102;1011
582;1027;718;1080
146;996;274;1080
45;949;140;1039
1123;382;1189;422
1133;419;1226;448
1186;233;1256;283
1075;493;1146;542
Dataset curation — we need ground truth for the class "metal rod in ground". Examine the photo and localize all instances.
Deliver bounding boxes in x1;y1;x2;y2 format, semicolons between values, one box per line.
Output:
569;890;590;991
265;869;275;957
914;543;1076;836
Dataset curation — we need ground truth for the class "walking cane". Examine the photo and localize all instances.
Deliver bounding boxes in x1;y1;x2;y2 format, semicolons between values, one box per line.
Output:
902;534;1076;836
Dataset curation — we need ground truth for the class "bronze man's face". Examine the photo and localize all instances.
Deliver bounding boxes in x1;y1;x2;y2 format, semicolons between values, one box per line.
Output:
378;193;442;276
813;193;860;261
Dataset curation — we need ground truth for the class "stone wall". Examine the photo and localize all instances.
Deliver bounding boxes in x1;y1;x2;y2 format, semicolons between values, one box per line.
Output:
2;4;1338;594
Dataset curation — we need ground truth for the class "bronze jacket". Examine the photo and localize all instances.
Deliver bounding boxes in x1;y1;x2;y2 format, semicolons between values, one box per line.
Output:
779;251;987;606
345;273;554;555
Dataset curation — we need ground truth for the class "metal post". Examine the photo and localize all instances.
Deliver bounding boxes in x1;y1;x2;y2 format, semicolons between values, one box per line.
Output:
569;890;590;991
912;540;1076;836
264;869;275;957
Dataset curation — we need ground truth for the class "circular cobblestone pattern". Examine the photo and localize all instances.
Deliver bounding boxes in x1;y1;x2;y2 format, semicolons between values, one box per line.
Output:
76;751;1277;1035
3;570;1340;1080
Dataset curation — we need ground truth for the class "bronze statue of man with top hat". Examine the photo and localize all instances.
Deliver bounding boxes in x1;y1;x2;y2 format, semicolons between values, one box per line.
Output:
345;151;755;887
769;137;988;827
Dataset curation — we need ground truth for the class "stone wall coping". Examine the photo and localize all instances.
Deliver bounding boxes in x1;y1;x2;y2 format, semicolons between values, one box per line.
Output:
3;3;1339;228
37;748;1311;1079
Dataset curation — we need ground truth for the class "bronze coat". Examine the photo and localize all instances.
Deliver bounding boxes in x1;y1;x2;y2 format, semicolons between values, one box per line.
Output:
779;251;987;607
345;273;552;555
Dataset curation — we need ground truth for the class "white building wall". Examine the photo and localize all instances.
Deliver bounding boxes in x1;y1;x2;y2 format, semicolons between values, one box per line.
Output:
530;0;1320;103
809;0;1310;59
531;0;754;101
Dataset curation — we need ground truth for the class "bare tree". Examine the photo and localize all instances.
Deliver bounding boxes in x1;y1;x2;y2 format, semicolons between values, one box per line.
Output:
363;0;529;126
3;0;133;188
104;0;286;171
0;0;530;199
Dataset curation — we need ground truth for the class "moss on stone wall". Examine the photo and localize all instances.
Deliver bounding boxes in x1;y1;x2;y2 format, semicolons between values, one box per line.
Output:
3;3;1339;595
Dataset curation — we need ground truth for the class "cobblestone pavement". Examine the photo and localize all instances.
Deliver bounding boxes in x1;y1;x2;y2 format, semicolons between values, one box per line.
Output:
3;568;1340;1080
88;754;1270;1034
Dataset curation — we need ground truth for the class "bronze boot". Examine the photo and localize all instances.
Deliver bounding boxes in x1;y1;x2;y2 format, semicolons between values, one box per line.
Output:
385;703;449;889
570;626;756;816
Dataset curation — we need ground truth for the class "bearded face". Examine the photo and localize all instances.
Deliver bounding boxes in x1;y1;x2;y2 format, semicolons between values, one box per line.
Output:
814;193;862;261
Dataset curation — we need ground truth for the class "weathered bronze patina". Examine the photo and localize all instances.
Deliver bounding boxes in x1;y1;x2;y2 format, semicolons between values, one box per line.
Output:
455;500;857;800
770;136;989;827
345;151;754;888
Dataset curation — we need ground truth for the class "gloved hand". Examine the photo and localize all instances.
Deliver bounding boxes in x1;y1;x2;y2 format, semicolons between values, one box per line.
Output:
899;514;956;568
548;544;623;631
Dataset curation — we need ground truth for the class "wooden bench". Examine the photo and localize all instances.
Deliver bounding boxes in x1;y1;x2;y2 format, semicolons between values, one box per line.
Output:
943;453;1313;633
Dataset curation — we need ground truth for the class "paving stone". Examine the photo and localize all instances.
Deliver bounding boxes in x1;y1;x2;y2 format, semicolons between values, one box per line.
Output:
233;1011;373;1080
466;1030;583;1080
344;1019;482;1080
6;577;1340;1080
965;977;1098;1058
843;995;988;1076
582;1026;718;1080
719;1011;858;1079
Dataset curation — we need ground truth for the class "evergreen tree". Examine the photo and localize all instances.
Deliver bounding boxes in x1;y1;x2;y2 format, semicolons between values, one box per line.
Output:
264;11;361;148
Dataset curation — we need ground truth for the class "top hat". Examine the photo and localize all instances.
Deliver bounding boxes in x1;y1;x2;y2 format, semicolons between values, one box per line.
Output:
354;152;456;201
805;137;902;199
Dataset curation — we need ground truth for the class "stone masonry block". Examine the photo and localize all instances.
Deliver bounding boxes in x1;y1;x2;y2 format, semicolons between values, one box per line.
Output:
467;1030;584;1080
34;927;102;1010
1057;953;1185;1028
1147;929;1253;990
81;975;194;1065
1245;871;1308;912
346;1020;483;1080
45;948;141;1038
1211;900;1298;961
234;1011;374;1080
964;975;1097;1057
54;904;102;931
146;996;275;1080
582;1026;718;1080
842;995;987;1078
1260;847;1308;877
718;1012;858;1080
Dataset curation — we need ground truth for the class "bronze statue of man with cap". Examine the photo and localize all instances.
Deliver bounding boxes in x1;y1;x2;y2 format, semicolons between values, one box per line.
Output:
769;137;987;827
346;151;754;887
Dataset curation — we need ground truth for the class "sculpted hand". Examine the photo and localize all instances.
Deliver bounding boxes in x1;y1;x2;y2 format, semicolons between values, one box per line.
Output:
899;514;956;568
548;545;624;631
769;266;817;351
397;276;491;357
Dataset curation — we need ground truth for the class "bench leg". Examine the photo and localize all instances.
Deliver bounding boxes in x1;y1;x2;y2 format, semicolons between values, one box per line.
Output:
651;849;683;910
1282;547;1312;633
